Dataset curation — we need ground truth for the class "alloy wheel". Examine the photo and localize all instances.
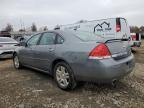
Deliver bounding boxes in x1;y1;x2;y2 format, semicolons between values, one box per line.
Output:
56;66;70;88
14;56;20;68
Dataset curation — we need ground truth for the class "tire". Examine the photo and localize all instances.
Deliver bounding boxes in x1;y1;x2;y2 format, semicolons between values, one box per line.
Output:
13;54;22;69
111;80;119;88
54;62;77;90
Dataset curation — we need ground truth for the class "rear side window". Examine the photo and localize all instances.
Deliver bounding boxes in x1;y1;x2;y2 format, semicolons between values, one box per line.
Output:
120;18;130;39
39;32;56;45
71;31;102;41
56;35;64;44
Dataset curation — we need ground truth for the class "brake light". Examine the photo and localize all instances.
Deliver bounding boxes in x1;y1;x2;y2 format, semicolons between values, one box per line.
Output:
116;18;121;32
0;45;3;47
89;43;111;59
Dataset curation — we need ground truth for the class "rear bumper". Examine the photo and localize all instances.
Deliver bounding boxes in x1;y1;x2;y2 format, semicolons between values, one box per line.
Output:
74;54;135;83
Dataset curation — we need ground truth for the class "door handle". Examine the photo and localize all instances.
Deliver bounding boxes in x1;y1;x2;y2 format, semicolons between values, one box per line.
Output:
48;48;54;52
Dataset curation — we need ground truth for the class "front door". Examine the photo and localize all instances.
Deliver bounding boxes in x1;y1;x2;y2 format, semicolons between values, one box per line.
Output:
19;33;41;66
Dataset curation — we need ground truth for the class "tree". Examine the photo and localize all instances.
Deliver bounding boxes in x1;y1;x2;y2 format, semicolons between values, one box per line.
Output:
31;23;37;32
19;29;25;32
139;26;144;32
130;26;140;33
4;23;13;32
43;26;48;31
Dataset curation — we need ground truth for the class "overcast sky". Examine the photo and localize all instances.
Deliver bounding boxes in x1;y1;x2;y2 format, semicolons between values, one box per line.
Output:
0;0;144;30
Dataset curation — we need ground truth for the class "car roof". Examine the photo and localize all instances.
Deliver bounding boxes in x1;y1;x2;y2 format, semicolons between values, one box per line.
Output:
33;30;81;43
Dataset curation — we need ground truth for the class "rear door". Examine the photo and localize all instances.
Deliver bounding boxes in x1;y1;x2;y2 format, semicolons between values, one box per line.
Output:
120;18;130;39
32;32;57;72
60;19;116;39
116;18;130;40
92;19;116;38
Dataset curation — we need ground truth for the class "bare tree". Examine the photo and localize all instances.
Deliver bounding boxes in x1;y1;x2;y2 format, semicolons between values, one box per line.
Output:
19;29;25;32
43;26;48;31
130;26;140;33
31;23;37;32
140;26;144;32
4;23;13;32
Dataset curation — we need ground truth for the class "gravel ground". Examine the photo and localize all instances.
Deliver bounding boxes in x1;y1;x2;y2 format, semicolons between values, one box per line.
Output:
0;41;144;108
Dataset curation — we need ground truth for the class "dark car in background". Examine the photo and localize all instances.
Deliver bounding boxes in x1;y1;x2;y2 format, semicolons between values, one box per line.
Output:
0;30;11;37
13;30;135;90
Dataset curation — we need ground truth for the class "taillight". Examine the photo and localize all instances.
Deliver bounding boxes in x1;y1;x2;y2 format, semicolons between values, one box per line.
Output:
0;45;3;47
89;43;111;59
116;18;121;32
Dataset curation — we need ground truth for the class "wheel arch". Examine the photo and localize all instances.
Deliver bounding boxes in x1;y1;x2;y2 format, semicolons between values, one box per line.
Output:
51;58;71;75
13;51;17;57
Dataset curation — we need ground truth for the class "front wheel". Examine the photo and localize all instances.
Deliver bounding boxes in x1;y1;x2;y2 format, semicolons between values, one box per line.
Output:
13;54;22;69
54;62;77;90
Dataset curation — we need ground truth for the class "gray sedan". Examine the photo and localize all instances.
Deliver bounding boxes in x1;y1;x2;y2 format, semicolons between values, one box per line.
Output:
13;30;135;90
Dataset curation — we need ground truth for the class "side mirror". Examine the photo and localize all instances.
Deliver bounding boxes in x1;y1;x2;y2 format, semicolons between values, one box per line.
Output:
20;41;27;46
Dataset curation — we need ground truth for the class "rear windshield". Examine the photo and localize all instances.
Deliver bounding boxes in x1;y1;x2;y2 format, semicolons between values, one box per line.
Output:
70;30;103;41
0;37;16;42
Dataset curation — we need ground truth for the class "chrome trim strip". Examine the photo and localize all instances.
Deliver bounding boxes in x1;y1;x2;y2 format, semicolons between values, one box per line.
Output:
89;56;111;60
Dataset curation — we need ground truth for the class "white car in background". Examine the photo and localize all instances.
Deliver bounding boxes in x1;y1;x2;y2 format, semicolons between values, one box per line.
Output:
0;37;19;58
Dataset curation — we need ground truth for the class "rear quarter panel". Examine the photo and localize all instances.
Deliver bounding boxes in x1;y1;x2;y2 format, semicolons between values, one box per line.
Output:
54;41;99;76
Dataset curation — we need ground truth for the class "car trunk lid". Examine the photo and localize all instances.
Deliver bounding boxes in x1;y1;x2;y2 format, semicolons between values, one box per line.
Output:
105;39;131;60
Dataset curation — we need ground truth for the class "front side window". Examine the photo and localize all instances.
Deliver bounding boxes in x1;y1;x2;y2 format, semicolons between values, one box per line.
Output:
27;34;41;47
39;32;56;45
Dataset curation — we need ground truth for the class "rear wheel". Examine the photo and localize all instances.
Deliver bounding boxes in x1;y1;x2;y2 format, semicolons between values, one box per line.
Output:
13;54;22;69
54;62;77;90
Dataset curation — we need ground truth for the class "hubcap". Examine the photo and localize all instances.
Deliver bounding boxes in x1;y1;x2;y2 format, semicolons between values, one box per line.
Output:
56;66;70;87
14;56;19;68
